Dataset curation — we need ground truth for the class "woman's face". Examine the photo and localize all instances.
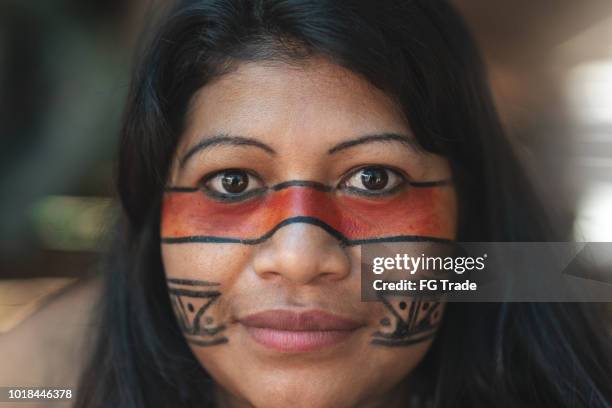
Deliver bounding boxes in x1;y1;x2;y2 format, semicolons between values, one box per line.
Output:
161;59;456;408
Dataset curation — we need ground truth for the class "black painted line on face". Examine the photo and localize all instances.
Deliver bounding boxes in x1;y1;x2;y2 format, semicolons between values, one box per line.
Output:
377;295;408;324
172;293;191;331
202;187;268;202
168;287;222;298
406;297;419;328
371;295;442;347
271;180;333;192
418;301;442;333
187;337;229;347
165;186;199;193
408;180;451;187
193;325;226;336
192;295;220;334
164;179;452;193
160;216;454;246
370;331;438;347
371;323;441;340
167;278;220;286
346;236;453;245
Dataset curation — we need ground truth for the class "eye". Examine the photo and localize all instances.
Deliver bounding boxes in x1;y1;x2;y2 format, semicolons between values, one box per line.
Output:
200;169;264;200
340;166;406;196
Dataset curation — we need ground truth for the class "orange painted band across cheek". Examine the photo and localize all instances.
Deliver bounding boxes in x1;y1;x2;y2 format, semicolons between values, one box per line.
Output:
161;182;455;245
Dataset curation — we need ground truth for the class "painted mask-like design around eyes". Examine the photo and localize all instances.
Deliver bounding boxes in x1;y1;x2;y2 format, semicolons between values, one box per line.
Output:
161;180;455;245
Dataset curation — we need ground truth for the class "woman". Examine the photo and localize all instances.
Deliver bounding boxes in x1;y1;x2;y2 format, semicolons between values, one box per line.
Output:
76;0;612;407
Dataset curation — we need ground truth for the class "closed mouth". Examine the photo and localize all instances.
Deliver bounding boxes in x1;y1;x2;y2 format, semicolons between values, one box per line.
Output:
239;309;363;352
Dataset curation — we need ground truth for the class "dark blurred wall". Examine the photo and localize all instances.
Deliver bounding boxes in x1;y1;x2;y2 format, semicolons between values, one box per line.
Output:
0;0;158;275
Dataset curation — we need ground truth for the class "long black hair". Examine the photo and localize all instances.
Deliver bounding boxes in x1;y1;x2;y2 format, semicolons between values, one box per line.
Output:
75;0;612;407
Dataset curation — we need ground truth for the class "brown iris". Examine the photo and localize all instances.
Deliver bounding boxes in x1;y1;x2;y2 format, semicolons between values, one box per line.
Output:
360;167;388;190
221;170;249;193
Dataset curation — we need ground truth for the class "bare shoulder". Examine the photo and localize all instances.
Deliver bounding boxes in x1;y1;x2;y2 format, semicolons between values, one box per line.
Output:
0;275;103;393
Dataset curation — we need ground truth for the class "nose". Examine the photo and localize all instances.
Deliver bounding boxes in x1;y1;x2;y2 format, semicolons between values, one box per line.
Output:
252;222;351;285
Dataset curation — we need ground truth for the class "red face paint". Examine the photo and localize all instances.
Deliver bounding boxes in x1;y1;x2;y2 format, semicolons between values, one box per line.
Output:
161;181;455;245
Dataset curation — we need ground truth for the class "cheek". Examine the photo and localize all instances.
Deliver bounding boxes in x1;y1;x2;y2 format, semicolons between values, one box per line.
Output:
338;187;457;240
161;244;252;347
161;243;251;282
358;337;435;394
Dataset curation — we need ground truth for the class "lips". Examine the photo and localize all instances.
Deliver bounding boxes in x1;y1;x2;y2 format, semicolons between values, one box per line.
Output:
239;310;363;352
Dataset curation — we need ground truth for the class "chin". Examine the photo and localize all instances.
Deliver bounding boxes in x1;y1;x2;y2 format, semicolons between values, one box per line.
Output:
236;383;361;408
213;362;401;408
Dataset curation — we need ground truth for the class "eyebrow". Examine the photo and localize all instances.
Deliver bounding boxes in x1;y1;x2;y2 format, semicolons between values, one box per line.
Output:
328;133;419;155
180;134;277;168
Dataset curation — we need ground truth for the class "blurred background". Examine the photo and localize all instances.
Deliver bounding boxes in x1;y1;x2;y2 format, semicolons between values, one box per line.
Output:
0;0;611;399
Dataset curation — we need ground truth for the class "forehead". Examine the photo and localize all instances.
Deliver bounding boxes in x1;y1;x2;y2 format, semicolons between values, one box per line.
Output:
179;58;410;153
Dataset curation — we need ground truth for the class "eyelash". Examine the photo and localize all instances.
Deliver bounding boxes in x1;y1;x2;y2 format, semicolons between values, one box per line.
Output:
197;169;266;202
197;166;410;201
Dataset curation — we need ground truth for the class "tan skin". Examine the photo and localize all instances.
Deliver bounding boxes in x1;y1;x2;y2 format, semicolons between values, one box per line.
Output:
162;58;457;408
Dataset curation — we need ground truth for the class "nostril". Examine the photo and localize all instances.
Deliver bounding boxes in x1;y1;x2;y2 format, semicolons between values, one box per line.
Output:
257;269;283;281
318;271;342;281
